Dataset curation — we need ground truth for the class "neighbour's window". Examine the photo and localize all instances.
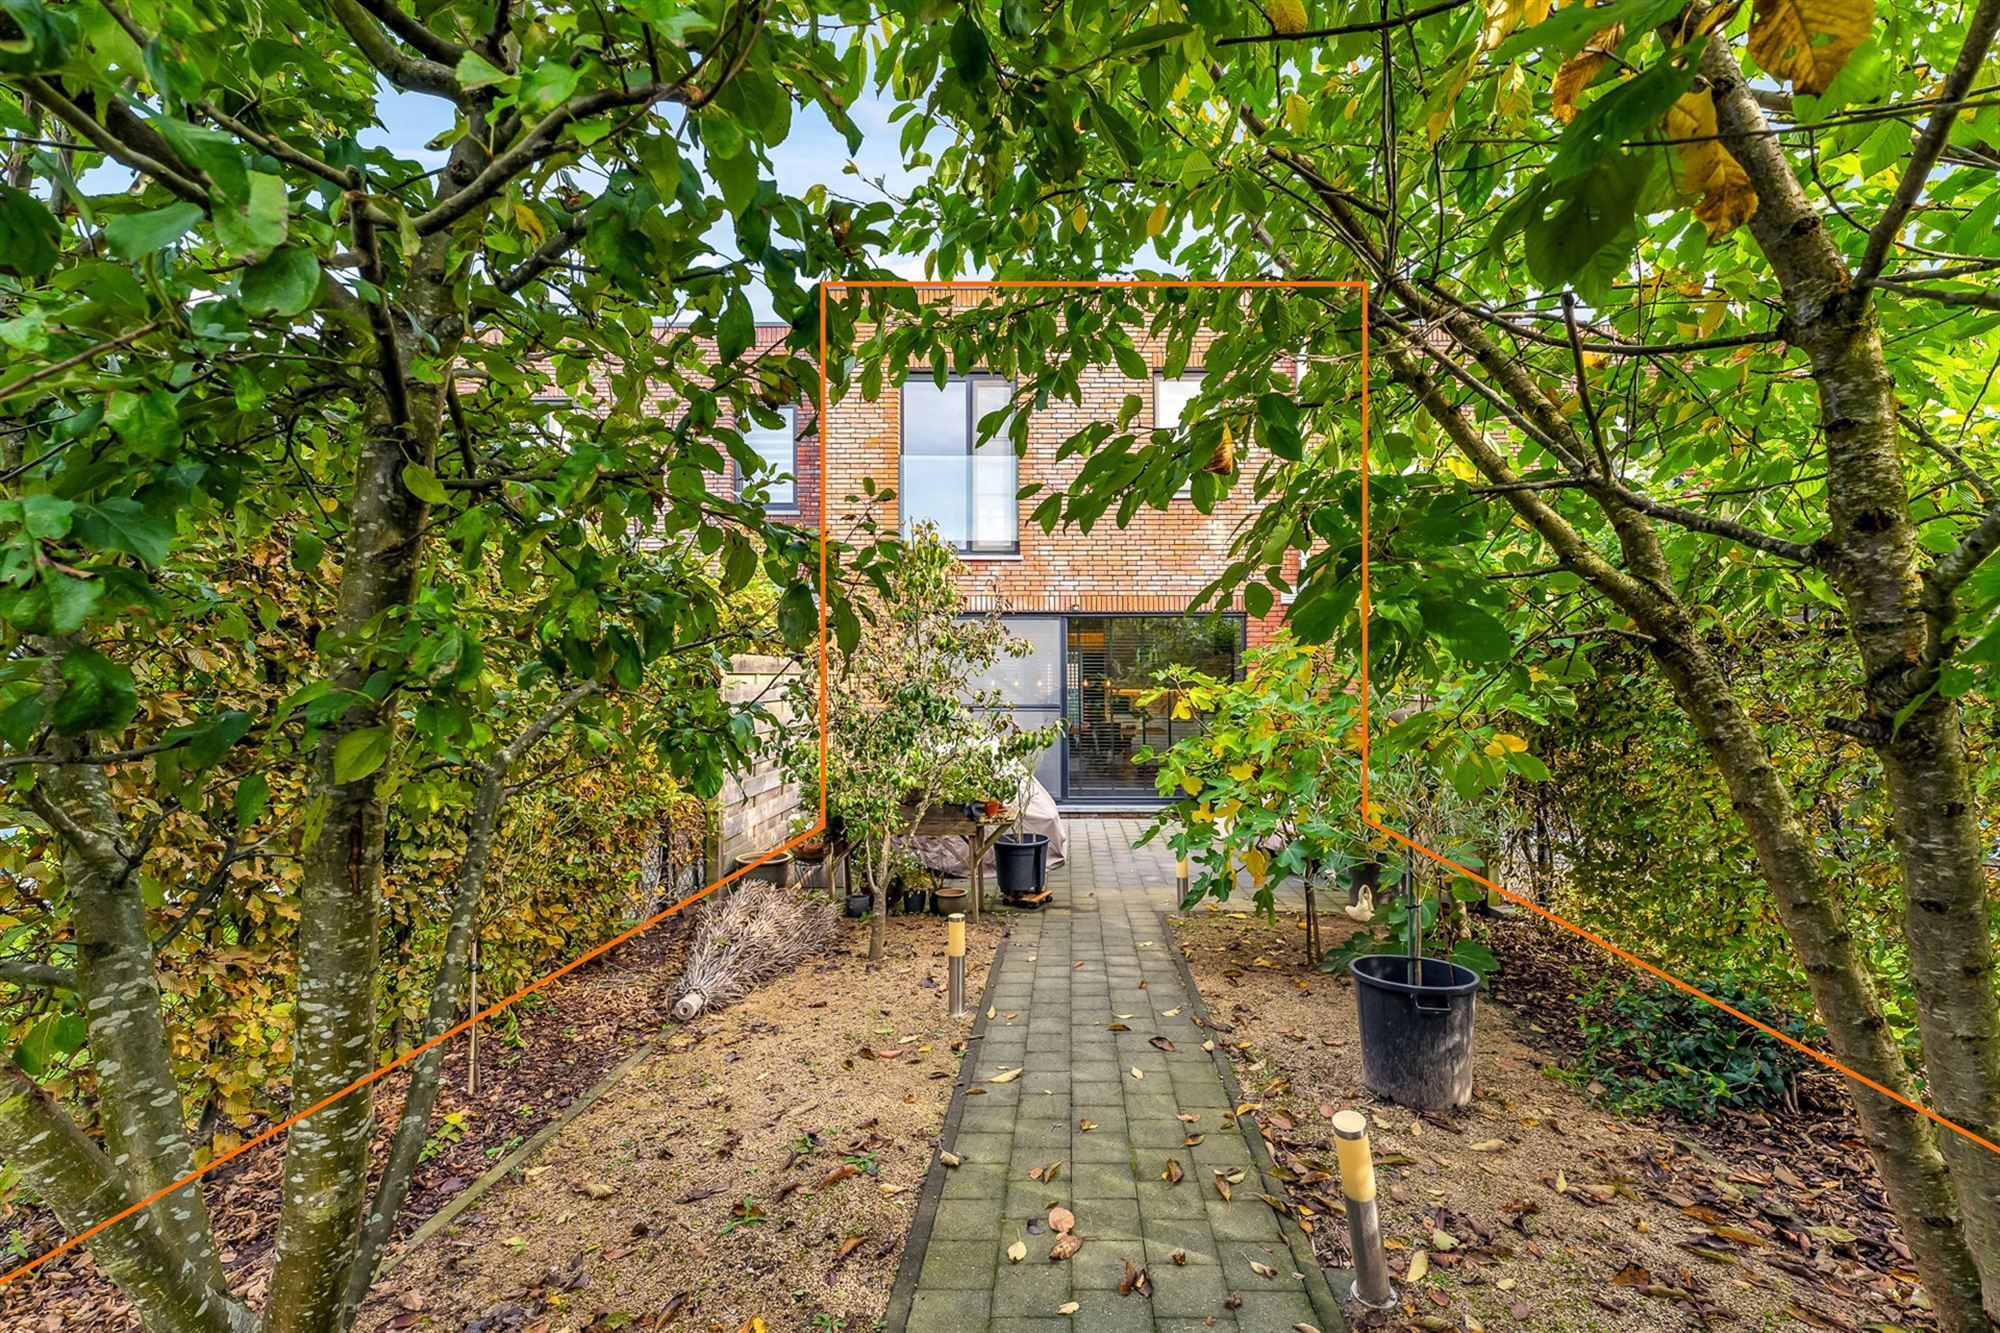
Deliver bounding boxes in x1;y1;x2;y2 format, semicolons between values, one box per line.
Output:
737;405;797;511
901;375;1018;554
1155;372;1204;497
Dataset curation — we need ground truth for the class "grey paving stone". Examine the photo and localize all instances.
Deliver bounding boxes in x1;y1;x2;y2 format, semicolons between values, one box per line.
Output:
901;820;1342;1333
1068;1160;1140;1199
906;1286;992;1332
989;1259;1074;1316
920;1239;1001;1290
930;1196;1007;1239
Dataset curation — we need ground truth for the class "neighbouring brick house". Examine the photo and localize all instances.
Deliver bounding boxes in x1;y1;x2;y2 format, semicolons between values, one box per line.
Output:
741;322;1292;806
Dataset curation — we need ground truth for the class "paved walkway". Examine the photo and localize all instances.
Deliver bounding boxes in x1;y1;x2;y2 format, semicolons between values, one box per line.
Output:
895;820;1345;1332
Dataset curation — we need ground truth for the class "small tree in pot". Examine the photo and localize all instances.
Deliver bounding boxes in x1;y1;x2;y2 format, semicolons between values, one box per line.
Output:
782;526;1051;961
1139;636;1370;963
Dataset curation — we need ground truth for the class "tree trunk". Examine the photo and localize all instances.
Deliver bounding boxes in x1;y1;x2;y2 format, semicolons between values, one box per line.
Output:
342;684;595;1317
263;394;437;1333
1705;38;2000;1309
29;752;231;1302
0;1070;247;1333
1389;339;1994;1331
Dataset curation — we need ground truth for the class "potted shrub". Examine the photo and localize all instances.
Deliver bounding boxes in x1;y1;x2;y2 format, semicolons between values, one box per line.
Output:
1143;636;1547;1111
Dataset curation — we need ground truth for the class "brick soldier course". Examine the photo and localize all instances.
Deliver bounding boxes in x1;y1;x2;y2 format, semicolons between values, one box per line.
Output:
889;820;1346;1332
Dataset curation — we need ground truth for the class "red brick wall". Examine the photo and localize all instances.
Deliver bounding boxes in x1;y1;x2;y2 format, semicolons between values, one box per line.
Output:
817;330;1291;639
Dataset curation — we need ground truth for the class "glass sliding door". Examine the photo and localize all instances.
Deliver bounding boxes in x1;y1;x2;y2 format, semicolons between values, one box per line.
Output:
1064;614;1241;800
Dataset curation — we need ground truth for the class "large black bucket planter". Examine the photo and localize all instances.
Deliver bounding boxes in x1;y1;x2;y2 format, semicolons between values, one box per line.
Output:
995;833;1050;896
1349;955;1479;1110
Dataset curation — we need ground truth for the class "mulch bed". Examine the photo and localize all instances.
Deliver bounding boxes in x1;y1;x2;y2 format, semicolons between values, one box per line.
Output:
1176;906;1940;1332
1;919;690;1333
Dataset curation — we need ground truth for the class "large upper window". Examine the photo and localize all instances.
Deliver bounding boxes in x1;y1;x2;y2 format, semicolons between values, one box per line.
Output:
736;405;797;511
902;375;1017;554
1155;373;1204;497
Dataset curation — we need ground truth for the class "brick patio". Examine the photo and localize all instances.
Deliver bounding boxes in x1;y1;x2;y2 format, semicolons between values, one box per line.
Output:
893;819;1346;1332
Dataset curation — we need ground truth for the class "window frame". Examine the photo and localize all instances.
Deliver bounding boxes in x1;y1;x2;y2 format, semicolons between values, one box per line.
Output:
733;403;800;514
899;372;1020;556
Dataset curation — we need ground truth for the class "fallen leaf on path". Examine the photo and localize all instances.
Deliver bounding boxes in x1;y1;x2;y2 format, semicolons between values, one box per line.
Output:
1129;1066;1145;1080
1120;1259;1153;1297
939;1151;961;1168
1049;1233;1083;1260
1212;1171;1232;1202
1150;1036;1177;1052
815;1165;860;1190
1049;1206;1076;1234
1078;1118;1097;1132
1163;1158;1184;1185
989;1068;1022;1084
1007;1241;1028;1264
1249;1258;1277;1278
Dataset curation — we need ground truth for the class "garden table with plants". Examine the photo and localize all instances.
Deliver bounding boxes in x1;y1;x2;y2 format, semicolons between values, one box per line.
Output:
904;802;1015;923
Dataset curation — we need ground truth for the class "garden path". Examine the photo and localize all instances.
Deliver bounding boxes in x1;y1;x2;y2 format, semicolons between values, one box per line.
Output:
890;818;1347;1332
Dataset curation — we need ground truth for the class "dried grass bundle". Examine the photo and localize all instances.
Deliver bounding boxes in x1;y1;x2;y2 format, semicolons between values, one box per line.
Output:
670;881;840;1021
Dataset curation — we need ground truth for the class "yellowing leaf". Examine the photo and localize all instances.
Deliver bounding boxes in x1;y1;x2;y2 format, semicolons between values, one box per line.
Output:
1228;761;1255;782
1147;201;1169;237
990;1067;1023;1084
1480;0;1551;50
1282;92;1310;133
1407;1249;1430;1283
1264;0;1308;36
1550;24;1623;123
1665;92;1758;238
1748;0;1874;96
1071;203;1089;233
1007;1240;1028;1264
512;203;547;244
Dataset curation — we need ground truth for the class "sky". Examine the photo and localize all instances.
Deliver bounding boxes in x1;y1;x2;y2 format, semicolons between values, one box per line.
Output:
367;79;937;319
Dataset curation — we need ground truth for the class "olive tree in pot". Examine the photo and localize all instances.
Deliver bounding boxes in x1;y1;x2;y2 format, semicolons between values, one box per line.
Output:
781;526;1051;961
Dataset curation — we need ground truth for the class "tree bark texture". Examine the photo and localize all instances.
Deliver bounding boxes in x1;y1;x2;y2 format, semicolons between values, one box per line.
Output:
1706;37;2000;1309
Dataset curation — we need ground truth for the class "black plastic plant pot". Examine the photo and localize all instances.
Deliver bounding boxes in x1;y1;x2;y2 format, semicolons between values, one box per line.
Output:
996;833;1050;895
1349;955;1479;1111
843;892;872;919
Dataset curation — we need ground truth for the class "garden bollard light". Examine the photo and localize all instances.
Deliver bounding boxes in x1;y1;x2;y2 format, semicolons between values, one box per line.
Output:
947;912;967;1018
1332;1109;1397;1309
1176;857;1190;904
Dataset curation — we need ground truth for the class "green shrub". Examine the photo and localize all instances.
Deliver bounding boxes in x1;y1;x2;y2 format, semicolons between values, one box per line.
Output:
1564;976;1819;1119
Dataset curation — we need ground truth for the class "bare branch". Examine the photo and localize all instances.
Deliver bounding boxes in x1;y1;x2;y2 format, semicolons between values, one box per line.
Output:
323;0;464;99
0;958;76;989
350;0;469;66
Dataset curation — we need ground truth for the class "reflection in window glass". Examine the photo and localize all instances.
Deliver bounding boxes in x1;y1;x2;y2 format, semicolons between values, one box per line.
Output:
901;376;1018;553
739;405;797;510
1156;374;1204;497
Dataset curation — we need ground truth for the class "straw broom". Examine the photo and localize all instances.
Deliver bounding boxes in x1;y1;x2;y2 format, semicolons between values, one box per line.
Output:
670;881;840;1021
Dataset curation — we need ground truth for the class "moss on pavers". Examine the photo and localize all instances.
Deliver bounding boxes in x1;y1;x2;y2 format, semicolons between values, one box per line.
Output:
1058;1286;1158;1332
1215;1238;1304;1287
1068;1195;1142;1239
1069;1160;1141;1198
941;1162;1011;1199
950;1131;1016;1165
1229;1286;1324;1329
1134;1177;1210;1221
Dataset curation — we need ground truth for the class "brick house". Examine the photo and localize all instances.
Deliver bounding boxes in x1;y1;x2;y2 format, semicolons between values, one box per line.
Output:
740;324;1291;806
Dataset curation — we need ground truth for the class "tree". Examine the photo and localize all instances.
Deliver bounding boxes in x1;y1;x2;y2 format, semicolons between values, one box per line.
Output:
783;523;1050;960
866;3;2000;1325
0;2;885;1328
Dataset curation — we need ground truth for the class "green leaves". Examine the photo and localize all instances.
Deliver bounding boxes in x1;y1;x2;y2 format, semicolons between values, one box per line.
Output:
948;17;993;87
0;185;59;276
72;498;174;567
105;202;205;261
51;647;137;735
0;0;77;74
400;463;450;505
240;246;321;317
332;726;392;782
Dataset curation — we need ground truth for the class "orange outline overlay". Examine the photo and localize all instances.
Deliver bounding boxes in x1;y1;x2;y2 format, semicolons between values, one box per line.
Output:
9;275;1990;1295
